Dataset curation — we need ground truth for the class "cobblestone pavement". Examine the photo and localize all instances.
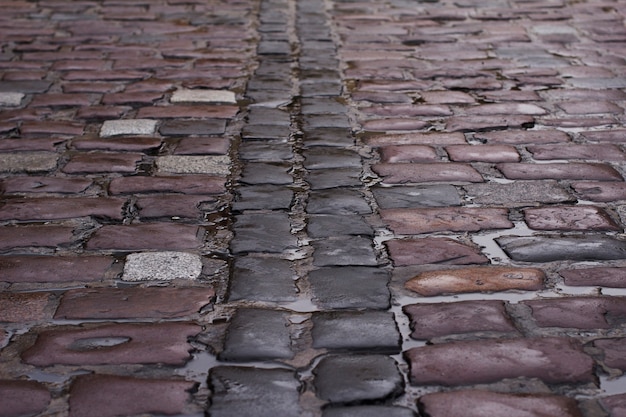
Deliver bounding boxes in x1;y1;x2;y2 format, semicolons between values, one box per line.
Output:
2;0;626;416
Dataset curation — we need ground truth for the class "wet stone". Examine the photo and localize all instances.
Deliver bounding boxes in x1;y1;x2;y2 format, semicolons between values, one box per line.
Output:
233;185;293;211
372;185;461;208
63;152;142;173
0;292;51;322
307;168;362;189
209;367;302;417
0;197;125;221
308;189;371;214
122;251;203;281
100;119;157;137
159;119;227;136
312;236;377;267
86;224;201;251
301;97;347;114
170;88;236;104
220;308;293;361
593;338;626;370
523;297;626;329
174;137;230;155
0;256;113;284
386;238;489;266
308;215;373;238
0;380;50;417
524;206;620;231
313;355;403;404
247;107;291;126
378;145;439;163
560;267;626;288
373;163;483;184
231;212;297;254
135;194;214;219
229;257;298;302
322;406;416;417
528;144;626;162
497;235;626;262
303;148;361;169
239;140;293;161
109;175;225;195
240;162;292;185
312;311;400;353
474;130;570;145
242;124;291;140
0;152;58;173
598;394;626;417
464;181;574;207
497;162;623;181
304;127;354;147
73;137;161;152
572;182;626;202
156;155;230;175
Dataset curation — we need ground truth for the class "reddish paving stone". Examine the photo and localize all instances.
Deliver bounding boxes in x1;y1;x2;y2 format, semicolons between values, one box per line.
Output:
528;144;626;161
20;121;85;136
62;152;143;174
405;337;594;386
76;105;130;120
0;256;113;283
446;144;519;162
381;207;512;234
1;176;92;194
523;297;626;329
598;393;626;417
137;105;238;119
421;90;475;104
136;195;215;219
365;132;466;147
474;129;570;145
479;90;542;102
385;238;489;266
0;138;64;152
378;145;439;163
0;197;125;221
497;163;623;181
29;93;94;108
405;266;545;296
580;129;626;143
68;374;194;417
0;292;51;322
572;182;626;202
72;137;161;152
446;115;534;132
22;322;200;366
418;390;583;417
404;300;518;340
62;70;148;81
362;118;430;132
174;137;231;155
55;287;215;319
373;163;483;184
361;104;452;117
0;380;51;417
0;225;74;250
557;101;623;115
524;206;621;231
101;91;164;105
539;116;620;129
464;103;547;116
560;267;626;288
109;175;225;195
86;223;202;251
593;338;626;370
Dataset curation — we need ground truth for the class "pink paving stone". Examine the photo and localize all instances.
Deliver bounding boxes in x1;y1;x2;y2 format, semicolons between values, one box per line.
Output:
137;105;239;119
557;101;623;115
573;182;626;202
372;163;483;184
361;104;452;117
446;144;520;162
86;223;202;251
385;238;489;266
403;300;518;340
581;130;626;143
62;152;143;173
405;266;545;296
174;137;231;155
465;103;547;116
76;106;130;120
381;207;512;234
498;163;623;181
560;267;626;288
72;137;161;152
136;195;215;219
22;322;200;366
101;91;164;105
594;338;626;370
418;390;584;417
528;144;626;161
405;337;594;386
420;90;476;104
0;256;113;283
446;115;534;132
28;93;94;107
0;197;125;221
480;90;541;102
20;121;84;136
523;297;626;329
365;132;466;147
68;374;195;417
524;206;621;231
474;129;570;145
0;225;74;250
362;118;430;132
109;175;225;195
0;138;64;152
352;91;412;104
0;292;51;322
378;145;439;163
1;176;92;194
599;393;626;417
55;287;215;319
0;380;51;417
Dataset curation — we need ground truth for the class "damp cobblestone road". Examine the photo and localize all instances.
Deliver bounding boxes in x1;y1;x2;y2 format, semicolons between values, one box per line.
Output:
2;0;626;416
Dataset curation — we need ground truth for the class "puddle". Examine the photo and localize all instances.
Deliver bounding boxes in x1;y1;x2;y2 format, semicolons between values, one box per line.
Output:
599;375;626;397
473;222;536;264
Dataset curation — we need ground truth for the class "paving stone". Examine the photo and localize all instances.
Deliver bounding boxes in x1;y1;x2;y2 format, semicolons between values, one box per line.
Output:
231;212;297;254
304;148;361;169
159;119;227;136
304;127;354;147
373;163;483;184
372;185;461;208
464;181;575;207
229;257;298;302
573;182;626;202
312;236;377;266
446;144;520;163
22;322;200;366
233;184;293;211
0;151;58;173
209;367;302;417
239;140;292;161
418;390;584;417
307;214;373;238
63;152;142;173
307;168;362;189
100;119;158;137
322;406;416;417
528;144;626;161
313;355;403;404
247;107;291;126
242;124;291;140
109;175;225;195
405;337;594;386
0;380;50;417
122;251;203;281
0;92;25;106
0;80;51;93
312;311;400;352
474;129;570;145
404;300;518;340
174;137;230;155
580;129;626;143
0;256;113;283
137;105;238;119
0;224;75;251
378;145;439;163
406;266;545;296
69;374;194;417
55;287;215;319
386;238;489;266
381;207;512;235
524;206;620;231
86;224;201;251
0;197;125;221
73;137;161;152
523;297;626;329
560;267;626;288
593;338;626;370
361;104;452;118
362;118;430;132
220;308;293;361
156;155;230;175
240;162;292;184
598;393;626;417
365;132;466;147
0;292;51;322
497;162;623;181
446;115;534;132
497;235;626;262
21;121;85;136
308;189;371;214
0;138;63;152
171;88;236;103
136;194;215;219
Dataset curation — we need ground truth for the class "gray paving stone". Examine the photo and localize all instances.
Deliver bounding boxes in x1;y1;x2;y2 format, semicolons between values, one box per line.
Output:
308;189;371;214
312;311;400;352
312;236;378;266
308;168;362;189
231;212;298;254
372;185;462;208
0;92;24;106
313;355;403;404
156;155;230;175
322;406;416;417
242;124;291;140
100;119;157;137
301;97;347;114
241;162;292;185
229;257;298;302
304;127;354;147
497;235;626;262
209;367;301;417
0;80;51;93
308;266;389;309
239;140;293;161
170;89;236;104
220;308;294;361
233;185;294;211
303;148;361;169
247;107;291;126
464;181;575;207
0;152;58;173
159;119;227;136
308;215;373;238
122;251;203;282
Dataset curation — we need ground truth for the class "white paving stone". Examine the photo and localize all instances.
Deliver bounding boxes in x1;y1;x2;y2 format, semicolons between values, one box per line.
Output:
156;155;230;175
170;89;236;104
100;119;158;137
0;92;24;107
122;251;203;281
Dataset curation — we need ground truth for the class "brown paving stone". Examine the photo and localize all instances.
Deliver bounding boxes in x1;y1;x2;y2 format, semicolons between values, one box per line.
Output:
403;300;518;340
385;238;489;266
174;137;231;155
136;195;215;219
446;115;534;132
76;105;130;120
378;145;439;163
55;287;215;319
137;105;238;119
418;390;583;417
560;267;626;288
0;292;51;322
86;223;202;251
474;129;570;145
0;138;65;152
0;197;125;221
405;337;594;386
1;176;92;194
22;322;200;366
72;137;162;152
593;338;626;370
365;132;466;147
405;266;545;296
446;144;520;162
20;121;85;136
528;144;626;161
0;256;113;283
68;374;194;417
0;380;51;417
373;163;483;184
109;175;225;195
62;152;142;174
381;207;512;234
0;225;74;250
497;162;623;181
524;206;621;231
573;182;626;202
523;297;626;329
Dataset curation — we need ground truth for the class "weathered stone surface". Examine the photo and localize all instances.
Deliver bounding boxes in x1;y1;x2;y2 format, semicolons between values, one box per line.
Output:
308;215;373;238
159;119;227;136
497;162;623;181
304;148;362;169
0;197;125;221
233;185;294;211
464;181;574;207
156;155;230;175
0;256;113;283
229;257;298;302
174;137;230;155
0;380;50;417
0;152;58;173
109;175;225;195
308;189;371;214
572;182;626;202
497;235;626;262
405;337;594;386
598;393;626;417
528;144;626;162
0;225;74;250
240;162;292;185
314;355;403;403
386;238;489;266
1;176;92;194
100;119;157;137
239;140;293;161
309;266;389;309
560;267;626;288
135;194;213;219
446;115;534;132
373;163;483;184
372;185;461;208
446;144;519;162
593;338;626;370
378;145;439;163
86;224;201;251
122;251;203;281
312;311;400;352
523;297;626;329
312;236;378;266
406;266;544;296
0;292;51;322
307;168;362;189
381;207;512;234
171;88;236;103
474;130;570;145
524;206;620;231
63;152;142;173
322;406;416;417
365;132;465;147
231;213;297;254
